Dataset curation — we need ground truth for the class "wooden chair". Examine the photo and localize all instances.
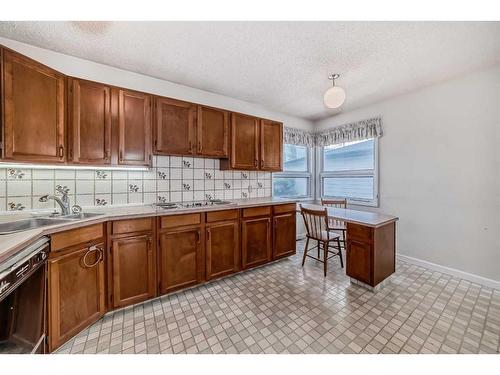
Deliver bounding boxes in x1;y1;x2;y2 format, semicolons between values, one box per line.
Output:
299;204;343;276
321;198;347;250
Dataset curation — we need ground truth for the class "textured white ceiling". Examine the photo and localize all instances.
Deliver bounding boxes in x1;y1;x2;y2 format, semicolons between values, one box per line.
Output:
0;21;499;120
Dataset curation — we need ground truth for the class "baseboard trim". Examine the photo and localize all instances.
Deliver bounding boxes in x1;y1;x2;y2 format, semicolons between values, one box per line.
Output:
397;254;500;291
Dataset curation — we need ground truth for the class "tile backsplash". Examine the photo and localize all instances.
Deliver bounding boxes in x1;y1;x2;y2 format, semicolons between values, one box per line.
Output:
0;156;272;212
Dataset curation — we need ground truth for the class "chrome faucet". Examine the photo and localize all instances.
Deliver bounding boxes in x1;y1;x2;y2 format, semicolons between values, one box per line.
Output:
39;185;71;215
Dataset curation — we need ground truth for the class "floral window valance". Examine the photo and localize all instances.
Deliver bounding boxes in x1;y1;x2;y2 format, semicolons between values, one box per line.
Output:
284;126;316;148
284;117;382;148
315;117;383;147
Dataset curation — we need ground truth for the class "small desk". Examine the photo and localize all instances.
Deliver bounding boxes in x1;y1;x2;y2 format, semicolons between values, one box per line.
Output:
299;204;399;290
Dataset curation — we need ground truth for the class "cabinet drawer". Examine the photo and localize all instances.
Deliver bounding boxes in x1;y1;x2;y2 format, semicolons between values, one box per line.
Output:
347;223;373;242
160;213;201;229
273;203;296;215
206;209;238;223
242;206;271;218
51;224;104;252
112;218;153;235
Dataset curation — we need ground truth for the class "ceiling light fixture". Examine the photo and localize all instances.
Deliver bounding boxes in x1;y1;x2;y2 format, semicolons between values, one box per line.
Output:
324;74;346;109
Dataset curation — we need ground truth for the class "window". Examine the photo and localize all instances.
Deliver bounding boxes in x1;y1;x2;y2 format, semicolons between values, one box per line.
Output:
273;144;312;198
320;138;378;206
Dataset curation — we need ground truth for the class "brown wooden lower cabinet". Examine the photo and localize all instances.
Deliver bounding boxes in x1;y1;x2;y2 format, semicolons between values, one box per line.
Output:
109;234;156;308
48;243;105;352
346;238;372;284
273;212;296;260
241;216;272;269
345;222;396;287
158;226;203;294
206;220;239;280
45;204;299;352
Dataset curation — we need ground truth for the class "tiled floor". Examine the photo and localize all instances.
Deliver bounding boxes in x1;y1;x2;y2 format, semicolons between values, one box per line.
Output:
56;240;500;354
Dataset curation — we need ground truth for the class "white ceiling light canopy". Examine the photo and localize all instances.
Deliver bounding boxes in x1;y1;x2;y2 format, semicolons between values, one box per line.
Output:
324;73;346;109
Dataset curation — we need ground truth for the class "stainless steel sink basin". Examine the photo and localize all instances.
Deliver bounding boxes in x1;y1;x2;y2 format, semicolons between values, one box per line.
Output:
55;212;104;220
0;218;72;235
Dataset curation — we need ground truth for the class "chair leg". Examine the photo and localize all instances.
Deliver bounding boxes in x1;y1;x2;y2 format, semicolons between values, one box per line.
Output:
323;241;328;277
317;241;320;258
337;237;344;268
301;237;309;267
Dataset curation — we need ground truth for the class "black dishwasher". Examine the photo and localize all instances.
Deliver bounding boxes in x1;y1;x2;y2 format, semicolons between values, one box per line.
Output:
0;237;49;354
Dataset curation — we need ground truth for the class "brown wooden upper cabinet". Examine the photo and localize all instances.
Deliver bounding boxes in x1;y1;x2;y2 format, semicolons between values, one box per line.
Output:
197;106;229;157
221;113;283;171
117;88;152;167
154;97;195;156
68;78;111;165
153;97;229;158
1;49;66;163
260;119;283;171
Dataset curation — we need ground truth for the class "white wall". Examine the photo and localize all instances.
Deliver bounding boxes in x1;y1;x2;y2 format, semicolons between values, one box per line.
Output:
0;36;313;131
315;65;500;283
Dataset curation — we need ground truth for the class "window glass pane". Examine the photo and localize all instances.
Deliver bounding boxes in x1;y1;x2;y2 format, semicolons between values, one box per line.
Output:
273;177;308;197
323;176;374;200
323;139;374;171
284;145;308;172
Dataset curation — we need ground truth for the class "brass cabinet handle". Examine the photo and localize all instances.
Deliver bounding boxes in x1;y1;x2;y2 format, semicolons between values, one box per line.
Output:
206;228;211;241
260;159;264;168
254;159;258;167
58;146;64;158
198;141;202;153
82;246;103;268
119;150;123;160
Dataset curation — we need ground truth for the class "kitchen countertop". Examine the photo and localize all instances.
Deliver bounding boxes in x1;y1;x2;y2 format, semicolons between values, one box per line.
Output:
0;197;296;264
299;203;399;228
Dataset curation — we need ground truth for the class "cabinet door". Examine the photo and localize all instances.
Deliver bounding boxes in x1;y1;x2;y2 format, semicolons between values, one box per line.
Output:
260;119;283;171
48;244;105;351
117;89;152;166
346;239;372;285
197;106;229;157
158;227;203;294
154;97;195;156
206;221;239;280
2;50;65;163
110;234;156;308
273;212;296;259
68;78;111;164
241;217;271;269
230;113;259;170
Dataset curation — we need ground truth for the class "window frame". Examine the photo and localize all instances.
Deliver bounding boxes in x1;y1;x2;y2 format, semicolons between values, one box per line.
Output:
272;144;314;199
317;138;379;207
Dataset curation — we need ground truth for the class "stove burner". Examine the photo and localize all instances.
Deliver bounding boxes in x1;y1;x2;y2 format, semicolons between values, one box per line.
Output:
155;200;234;210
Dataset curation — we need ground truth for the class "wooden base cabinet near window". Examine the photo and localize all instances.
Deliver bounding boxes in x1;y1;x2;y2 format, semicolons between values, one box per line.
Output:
272;204;297;260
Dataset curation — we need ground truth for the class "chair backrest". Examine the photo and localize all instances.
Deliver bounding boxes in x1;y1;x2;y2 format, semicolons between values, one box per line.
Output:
321;198;347;228
300;205;329;241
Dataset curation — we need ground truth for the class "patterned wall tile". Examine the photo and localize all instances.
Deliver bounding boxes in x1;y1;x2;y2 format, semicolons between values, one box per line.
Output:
0;155;273;213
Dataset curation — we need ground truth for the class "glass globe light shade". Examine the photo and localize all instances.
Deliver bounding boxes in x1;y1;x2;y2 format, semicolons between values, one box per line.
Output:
323;86;346;108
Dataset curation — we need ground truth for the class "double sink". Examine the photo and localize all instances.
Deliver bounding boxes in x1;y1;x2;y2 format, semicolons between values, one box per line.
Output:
0;213;104;235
